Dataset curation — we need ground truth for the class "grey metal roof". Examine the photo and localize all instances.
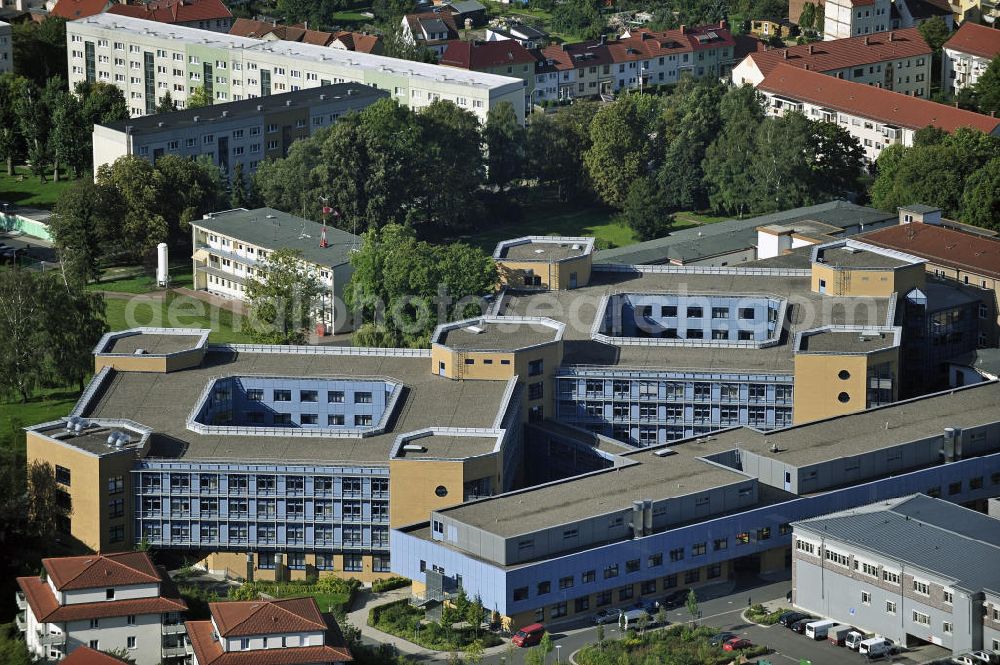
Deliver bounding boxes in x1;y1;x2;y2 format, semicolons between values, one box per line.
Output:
192;208;360;269
418;17;449;34
445;0;485;13
898;204;941;214
593;201;895;266
509;23;547;39
101;83;386;135
794;494;1000;594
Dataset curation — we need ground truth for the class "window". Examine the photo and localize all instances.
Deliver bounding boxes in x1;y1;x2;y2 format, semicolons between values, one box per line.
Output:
649;552;663;567
90;619;100;629
514;587;528;601
626;558;640;573
528;359;544;376
618;585;634;601
684;569;700;584
596;591;612;606
300;414;318;425
687;306;703;318
885;600;896;614
354;415;373;426
106;588;115;600
692;542;707;556
714;538;728;551
825;548;850;567
604;564;619;579
328;414;345;426
575;597;590;613
343;555;362;572
55;465;71;486
582;570;596;584
859;562;878;577
127;615;136;626
737;531;750;545
943;621;953;634
529;382;544;400
757;527;771;541
882;569;900;584
328;390;344;403
943;589;953;604
300;390;318;402
670;547;684;562
559;576;574;590
712;307;728;319
90;640;99;650
912;610;930;626
274;389;291;401
107;475;124;494
862;591;871;605
355;391;373;403
913;579;930;595
708;563;722;579
537;581;551;595
126;636;136;650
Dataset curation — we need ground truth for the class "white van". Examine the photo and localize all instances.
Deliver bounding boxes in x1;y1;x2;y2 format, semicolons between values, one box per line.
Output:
805;619;836;640
620;608;653;630
859;637;893;658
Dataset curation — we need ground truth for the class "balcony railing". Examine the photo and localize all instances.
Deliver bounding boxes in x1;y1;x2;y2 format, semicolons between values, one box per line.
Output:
37;631;66;646
161;645;190;658
162;623;187;636
15;614;26;632
15;591;26;611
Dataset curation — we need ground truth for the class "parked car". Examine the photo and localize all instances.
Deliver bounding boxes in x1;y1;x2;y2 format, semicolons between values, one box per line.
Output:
722;637;753;651
511;623;545;648
661;590;689;608
790;618;811;634
966;650;998;663
859;637;895;658
827;624;855;646
953;653;996;665
593;608;621;625
709;631;736;647
805;619;836;640
642;599;661;615
620;608;654;630
845;631;866;650
779;611;811;627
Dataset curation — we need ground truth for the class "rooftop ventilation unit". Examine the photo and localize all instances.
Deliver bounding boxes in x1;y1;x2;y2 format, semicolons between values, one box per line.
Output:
534;248;545;254
572;244;582;250
106;431;131;448
402;444;427;452
653;447;677;457
133;348;146;355
464;325;485;334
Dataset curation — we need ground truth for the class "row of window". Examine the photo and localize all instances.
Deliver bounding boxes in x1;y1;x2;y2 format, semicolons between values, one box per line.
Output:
140;474;386;496
571;380;792;401
139;497;388;521
140;522;389;547
569;403;792;426
256;552;388;572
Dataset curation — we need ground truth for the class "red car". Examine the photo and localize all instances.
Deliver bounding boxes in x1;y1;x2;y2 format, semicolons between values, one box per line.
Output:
722;637;752;651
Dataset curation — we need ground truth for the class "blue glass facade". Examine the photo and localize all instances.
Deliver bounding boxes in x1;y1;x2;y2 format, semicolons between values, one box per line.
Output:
603;294;784;343
133;460;391;561
556;371;795;445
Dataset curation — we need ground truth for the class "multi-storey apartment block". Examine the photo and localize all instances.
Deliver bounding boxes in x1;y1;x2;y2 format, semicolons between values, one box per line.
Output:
0;20;11;73
792;494;1000;657
943;21;1000;94
733;28;933;98
758;63;1000;161
440;39;536;105
190;207;362;334
824;0;892;40
107;0;232;32
229;18;383;54
534;23;735;101
66;13;526;120
92;83;387;177
16;552;188;665
186;598;352;665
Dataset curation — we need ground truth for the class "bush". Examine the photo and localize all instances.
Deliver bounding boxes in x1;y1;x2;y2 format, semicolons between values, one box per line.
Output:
372;577;412;593
369;600;501;651
577;624;771;665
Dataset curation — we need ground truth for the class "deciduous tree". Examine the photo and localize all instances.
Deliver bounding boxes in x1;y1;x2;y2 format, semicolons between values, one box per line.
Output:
187;86;212;108
959;156;1000;231
484;101;524;190
584;93;662;208
703;84;765;217
50;179;105;286
974;55;1000;116
242;248;323;344
620;175;674;240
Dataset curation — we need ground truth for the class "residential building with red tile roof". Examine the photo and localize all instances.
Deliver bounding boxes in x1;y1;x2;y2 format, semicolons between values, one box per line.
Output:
758;62;1000;161
107;0;231;31
15;552;188;665
48;0;108;20
733;28;932;98
62;645;132;665
441;39;535;101
228;18;382;52
860;205;1000;346
943;22;1000;93
186;598;352;665
400;10;459;57
533;23;735;101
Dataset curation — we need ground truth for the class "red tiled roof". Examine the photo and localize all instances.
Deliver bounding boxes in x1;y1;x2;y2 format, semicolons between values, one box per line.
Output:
186;620;352;665
107;0;231;23
440;39;535;69
861;222;1000;279
49;0;108;19
62;646;131;665
746;28;931;76
17;575;186;623
759;63;1000;134
210;598;327;638
943;21;1000;61
334;31;380;53
229;17;281;38
44;552;162;591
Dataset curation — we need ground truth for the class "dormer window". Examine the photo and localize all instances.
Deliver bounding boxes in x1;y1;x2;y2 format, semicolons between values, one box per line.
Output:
106;588;115;600
240;638;250;650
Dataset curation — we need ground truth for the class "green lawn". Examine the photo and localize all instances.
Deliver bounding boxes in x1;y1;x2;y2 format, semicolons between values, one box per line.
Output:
674;210;730;225
459;205;637;251
104;292;254;344
0;166;77;209
89;264;194;294
1;387;83;449
331;9;372;24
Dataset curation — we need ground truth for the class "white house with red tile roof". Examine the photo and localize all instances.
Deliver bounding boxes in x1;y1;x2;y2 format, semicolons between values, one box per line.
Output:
824;0;892;40
107;0;232;31
758;62;1000;161
186;598;352;665
15;552;188;665
943;21;1000;93
732;28;933;98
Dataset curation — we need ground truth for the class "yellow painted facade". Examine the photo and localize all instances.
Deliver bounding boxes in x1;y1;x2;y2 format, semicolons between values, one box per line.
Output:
792;347;898;424
430;345;517;381
811;262;925;298
200;551;395;584
27;431;138;553
388;459;467;528
94;349;205;374
496;253;592;291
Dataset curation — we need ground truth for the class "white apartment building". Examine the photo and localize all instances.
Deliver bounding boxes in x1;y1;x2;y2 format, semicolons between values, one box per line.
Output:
92;82;387;178
16;552;188;665
943;21;1000;94
759;62;1000;161
732;28;933;99
824;0;892;40
66;13;526;121
191;207;360;334
0;20;11;74
186;598;352;665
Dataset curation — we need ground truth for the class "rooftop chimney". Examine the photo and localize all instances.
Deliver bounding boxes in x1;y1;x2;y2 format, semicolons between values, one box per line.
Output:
782;48;788;59
808;43;814;54
679;24;686;33
864;36;869;45
888;30;894;41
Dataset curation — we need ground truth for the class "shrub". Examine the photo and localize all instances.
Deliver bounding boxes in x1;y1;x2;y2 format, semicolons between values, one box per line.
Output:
372;577;412;594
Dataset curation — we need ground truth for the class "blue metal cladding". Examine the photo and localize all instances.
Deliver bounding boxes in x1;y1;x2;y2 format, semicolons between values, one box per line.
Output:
133;460;390;554
607;294;782;342
391;452;1000;616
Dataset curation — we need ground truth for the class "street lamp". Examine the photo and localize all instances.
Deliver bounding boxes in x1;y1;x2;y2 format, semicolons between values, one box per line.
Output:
555;645;562;663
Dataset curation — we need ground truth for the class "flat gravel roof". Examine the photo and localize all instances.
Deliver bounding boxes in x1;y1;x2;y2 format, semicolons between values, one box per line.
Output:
104;333;202;356
438;322;559;351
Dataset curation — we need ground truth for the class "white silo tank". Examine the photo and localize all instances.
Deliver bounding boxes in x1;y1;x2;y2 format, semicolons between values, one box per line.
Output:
156;242;169;286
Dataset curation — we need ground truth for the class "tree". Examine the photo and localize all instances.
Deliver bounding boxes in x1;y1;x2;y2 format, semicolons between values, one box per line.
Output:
539;633;554;662
525;103;597;200
53;180;106;286
918;16;951;53
76;80;129;126
0;268;48;402
153;154;225;247
686;589;699;623
417;100;485;229
465;594;486;636
799;2;816;29
584;93;662;208
656;605;668;628
659;78;725;211
0;73;27;176
43;289;107;391
379;22;438;63
703;84;765;217
814;4;824;34
484;101;524;190
49;85;88;179
27;460;70;543
231;161;250;208
14;79;51;182
595;623;605;644
12;18;67;88
959;156;1000;231
620;175;674;240
101;648;137;665
187;86;213;108
243;248;323;344
156;90;178;113
551;0;604;40
464;640;484;665
973;55;1000;116
95;156;169;260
